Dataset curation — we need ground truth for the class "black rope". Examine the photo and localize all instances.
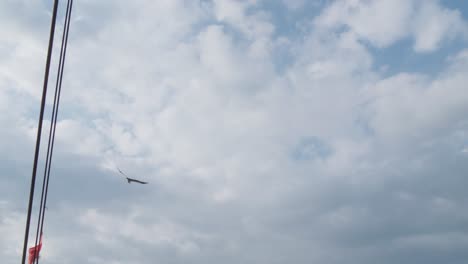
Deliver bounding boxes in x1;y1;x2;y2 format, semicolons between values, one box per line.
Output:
33;2;74;263
21;1;60;263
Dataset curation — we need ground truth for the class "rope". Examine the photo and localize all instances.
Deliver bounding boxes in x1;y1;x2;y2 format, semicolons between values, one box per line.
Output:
21;1;60;263
33;2;74;264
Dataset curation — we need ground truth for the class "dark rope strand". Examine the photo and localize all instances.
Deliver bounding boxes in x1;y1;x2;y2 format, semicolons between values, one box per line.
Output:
36;4;74;264
33;0;72;259
21;1;59;263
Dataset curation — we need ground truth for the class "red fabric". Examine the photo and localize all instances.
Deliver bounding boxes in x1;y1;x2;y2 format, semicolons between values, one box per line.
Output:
28;235;42;264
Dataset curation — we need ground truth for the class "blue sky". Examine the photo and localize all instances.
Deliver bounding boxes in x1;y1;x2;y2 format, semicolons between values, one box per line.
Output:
1;0;468;263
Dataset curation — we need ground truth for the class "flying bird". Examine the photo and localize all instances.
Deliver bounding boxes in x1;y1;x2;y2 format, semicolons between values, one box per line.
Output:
117;167;148;184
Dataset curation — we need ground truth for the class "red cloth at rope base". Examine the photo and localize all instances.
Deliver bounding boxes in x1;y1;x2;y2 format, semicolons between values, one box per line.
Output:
28;234;42;264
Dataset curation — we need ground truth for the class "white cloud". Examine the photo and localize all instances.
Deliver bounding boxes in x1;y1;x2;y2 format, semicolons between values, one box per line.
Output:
315;0;414;47
412;1;468;52
54;119;112;156
78;207;211;255
213;0;274;38
0;201;24;262
315;0;468;52
366;49;468;143
1;1;468;263
0;1;51;99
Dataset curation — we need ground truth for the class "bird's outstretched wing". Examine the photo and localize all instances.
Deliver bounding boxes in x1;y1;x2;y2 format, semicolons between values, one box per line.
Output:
127;178;148;184
117;167;127;177
118;168;149;184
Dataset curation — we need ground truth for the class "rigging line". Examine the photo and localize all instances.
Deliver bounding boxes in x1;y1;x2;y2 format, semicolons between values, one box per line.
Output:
21;1;60;264
38;2;74;255
32;0;73;261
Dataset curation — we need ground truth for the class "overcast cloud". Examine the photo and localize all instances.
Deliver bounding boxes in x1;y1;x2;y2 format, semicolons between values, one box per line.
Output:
1;0;468;263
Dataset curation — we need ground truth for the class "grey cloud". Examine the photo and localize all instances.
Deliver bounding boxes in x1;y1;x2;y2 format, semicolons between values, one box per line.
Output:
1;1;468;264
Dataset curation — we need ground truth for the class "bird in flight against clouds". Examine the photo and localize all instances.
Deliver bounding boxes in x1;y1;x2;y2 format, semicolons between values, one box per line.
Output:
117;167;148;184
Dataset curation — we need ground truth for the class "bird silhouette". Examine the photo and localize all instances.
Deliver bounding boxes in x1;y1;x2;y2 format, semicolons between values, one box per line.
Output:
117;168;148;184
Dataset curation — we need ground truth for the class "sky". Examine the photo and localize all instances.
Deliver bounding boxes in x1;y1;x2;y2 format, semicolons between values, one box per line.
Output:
1;0;468;263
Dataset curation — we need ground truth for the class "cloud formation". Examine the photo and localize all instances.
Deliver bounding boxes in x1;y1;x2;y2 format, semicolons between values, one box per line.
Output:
1;0;468;263
315;0;468;52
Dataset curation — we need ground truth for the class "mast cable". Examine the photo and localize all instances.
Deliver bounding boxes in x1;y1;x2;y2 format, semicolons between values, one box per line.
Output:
33;2;74;264
21;1;60;263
